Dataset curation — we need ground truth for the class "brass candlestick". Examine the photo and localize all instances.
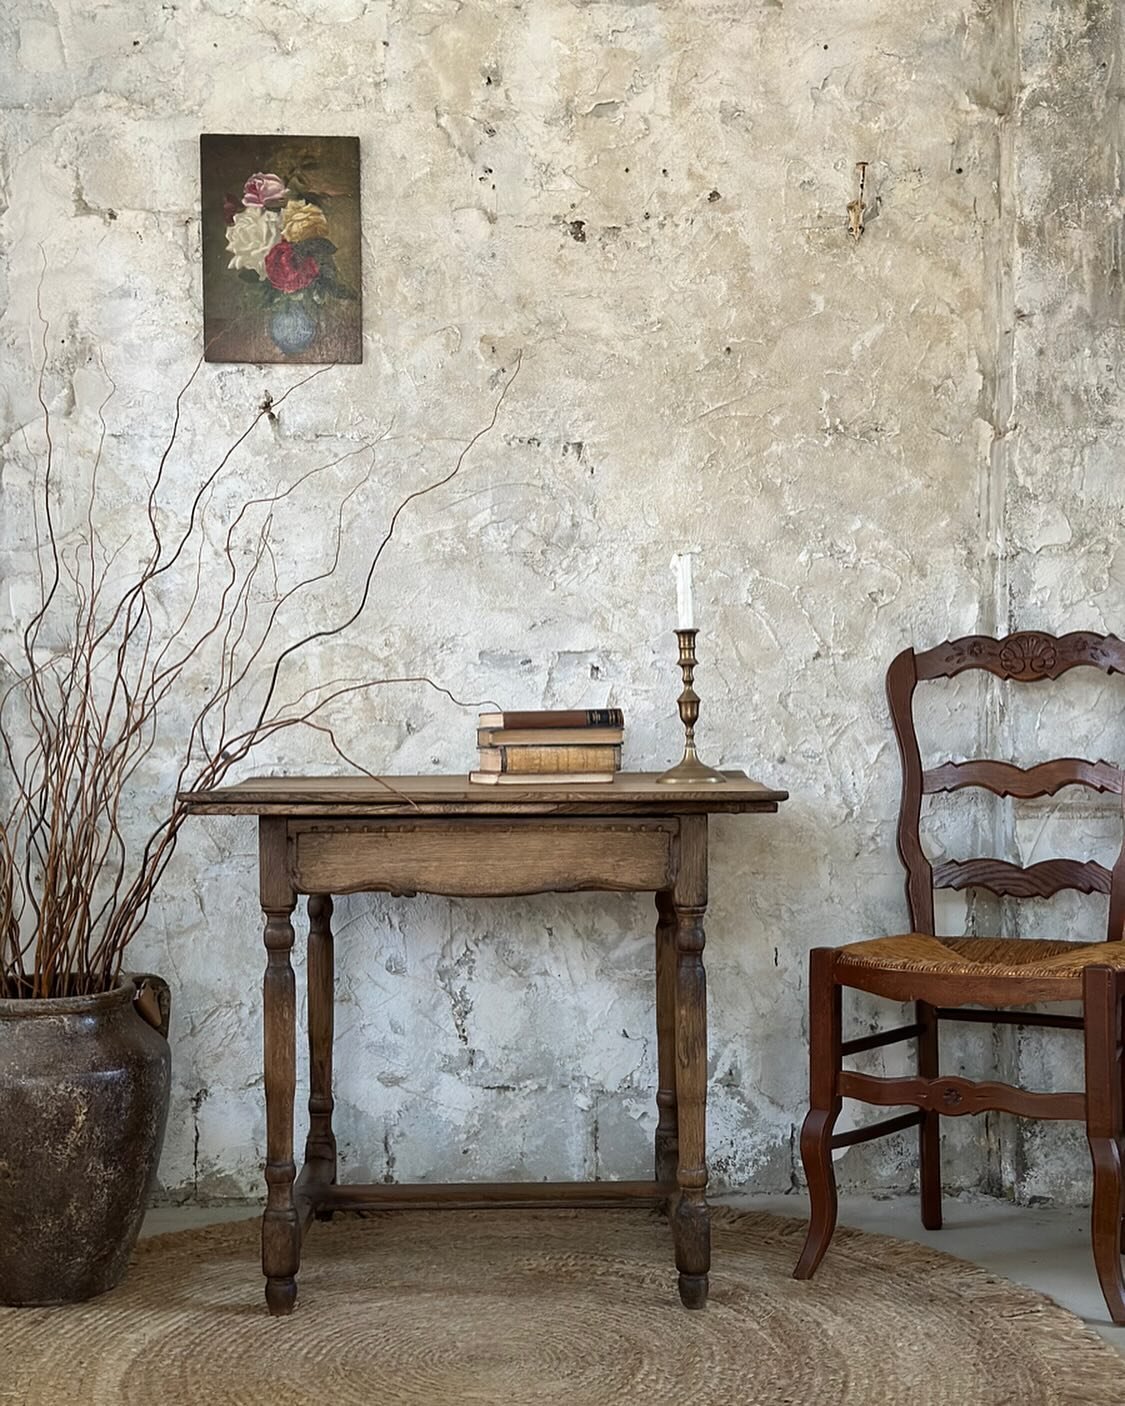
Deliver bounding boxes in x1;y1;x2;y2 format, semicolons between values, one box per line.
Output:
656;629;726;785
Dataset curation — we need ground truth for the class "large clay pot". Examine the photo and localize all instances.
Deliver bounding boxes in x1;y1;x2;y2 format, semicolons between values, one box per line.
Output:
0;973;171;1305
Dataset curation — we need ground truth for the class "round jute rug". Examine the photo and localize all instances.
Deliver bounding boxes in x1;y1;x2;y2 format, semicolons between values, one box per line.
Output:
2;1208;1122;1405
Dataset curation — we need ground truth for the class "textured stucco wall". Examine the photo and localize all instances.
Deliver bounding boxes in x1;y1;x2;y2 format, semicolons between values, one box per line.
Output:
0;1;1118;1204
991;0;1125;1203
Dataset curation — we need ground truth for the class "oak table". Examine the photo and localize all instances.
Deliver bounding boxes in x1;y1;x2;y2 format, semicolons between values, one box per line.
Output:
180;772;786;1315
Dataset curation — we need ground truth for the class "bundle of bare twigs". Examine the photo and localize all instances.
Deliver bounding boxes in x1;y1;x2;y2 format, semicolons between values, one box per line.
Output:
1;308;519;999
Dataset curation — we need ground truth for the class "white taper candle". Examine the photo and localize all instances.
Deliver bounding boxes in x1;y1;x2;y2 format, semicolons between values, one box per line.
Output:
672;552;695;630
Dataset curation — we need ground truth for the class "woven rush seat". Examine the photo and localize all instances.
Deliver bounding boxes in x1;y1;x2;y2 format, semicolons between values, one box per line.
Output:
837;934;1125;982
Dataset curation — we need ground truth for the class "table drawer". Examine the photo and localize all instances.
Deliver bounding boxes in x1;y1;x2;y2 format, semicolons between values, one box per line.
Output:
292;821;676;896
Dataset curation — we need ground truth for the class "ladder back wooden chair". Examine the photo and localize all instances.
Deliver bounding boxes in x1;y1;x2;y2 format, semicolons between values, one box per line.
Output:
793;630;1125;1324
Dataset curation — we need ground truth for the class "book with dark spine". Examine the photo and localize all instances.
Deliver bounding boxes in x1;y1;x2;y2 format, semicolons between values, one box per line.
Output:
477;709;624;730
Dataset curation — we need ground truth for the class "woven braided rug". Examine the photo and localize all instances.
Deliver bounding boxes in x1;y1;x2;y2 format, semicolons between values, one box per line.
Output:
2;1208;1122;1404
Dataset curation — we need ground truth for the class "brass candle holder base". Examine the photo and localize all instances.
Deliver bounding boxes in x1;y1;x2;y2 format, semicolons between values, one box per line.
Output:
656;629;727;785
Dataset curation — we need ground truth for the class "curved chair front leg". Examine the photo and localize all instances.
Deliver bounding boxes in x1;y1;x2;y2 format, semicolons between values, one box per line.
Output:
794;947;843;1280
1083;964;1125;1325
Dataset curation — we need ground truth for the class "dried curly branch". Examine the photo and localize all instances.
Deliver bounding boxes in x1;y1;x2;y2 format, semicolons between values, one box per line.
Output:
0;304;520;998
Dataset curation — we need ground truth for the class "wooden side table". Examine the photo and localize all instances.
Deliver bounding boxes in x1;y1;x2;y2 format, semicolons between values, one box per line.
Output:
181;772;786;1314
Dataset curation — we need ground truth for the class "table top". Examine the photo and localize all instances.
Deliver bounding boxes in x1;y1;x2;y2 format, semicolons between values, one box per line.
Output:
179;771;788;818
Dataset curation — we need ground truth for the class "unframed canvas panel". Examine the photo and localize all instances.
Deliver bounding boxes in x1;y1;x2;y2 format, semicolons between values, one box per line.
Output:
200;134;362;365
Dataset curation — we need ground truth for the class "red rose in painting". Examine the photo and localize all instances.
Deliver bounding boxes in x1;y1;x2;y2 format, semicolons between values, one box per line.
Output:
264;241;320;293
222;194;240;224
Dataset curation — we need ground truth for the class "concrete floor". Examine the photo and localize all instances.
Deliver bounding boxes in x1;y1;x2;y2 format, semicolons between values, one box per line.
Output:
144;1191;1125;1359
734;1192;1125;1357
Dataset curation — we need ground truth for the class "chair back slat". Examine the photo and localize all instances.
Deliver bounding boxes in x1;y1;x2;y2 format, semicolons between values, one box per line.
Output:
933;857;1113;900
914;630;1125;682
887;630;1125;941
923;759;1125;797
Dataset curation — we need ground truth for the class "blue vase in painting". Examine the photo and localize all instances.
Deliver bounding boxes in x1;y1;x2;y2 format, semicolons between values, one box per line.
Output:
269;301;317;355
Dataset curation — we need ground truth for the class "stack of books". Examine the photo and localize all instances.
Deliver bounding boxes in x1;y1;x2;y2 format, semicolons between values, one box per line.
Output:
470;708;624;785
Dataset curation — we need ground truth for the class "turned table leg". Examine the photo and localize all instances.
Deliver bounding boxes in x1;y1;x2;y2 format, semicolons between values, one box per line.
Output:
654;890;679;1187
672;815;710;1309
260;818;300;1316
306;893;337;1218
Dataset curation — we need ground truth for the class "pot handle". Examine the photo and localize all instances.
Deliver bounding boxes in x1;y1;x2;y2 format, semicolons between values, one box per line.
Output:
132;973;171;1039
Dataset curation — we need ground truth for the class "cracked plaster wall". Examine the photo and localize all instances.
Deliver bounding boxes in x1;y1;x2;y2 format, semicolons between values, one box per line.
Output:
0;0;1119;1205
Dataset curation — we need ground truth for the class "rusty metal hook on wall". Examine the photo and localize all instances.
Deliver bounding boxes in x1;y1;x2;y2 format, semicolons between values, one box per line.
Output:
847;162;868;241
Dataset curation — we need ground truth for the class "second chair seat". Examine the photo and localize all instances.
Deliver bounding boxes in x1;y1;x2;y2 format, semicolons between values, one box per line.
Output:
836;933;1125;1002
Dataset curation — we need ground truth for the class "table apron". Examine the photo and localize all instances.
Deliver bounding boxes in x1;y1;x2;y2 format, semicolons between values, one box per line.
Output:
289;818;679;897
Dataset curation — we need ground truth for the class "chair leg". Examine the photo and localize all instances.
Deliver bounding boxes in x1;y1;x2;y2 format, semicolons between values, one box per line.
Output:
794;947;843;1280
1082;964;1125;1326
1121;994;1125;1257
916;1000;943;1231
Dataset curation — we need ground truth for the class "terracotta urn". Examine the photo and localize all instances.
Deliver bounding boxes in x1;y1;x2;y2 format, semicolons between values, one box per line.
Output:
0;974;171;1304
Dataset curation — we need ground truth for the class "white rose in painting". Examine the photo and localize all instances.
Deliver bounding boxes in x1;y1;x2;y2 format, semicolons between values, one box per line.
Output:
225;208;280;277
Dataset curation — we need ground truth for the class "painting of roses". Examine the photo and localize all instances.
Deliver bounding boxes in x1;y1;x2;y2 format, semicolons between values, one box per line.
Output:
200;135;361;364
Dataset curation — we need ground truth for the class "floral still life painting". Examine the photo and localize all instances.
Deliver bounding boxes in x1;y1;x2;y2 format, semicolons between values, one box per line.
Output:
200;134;361;364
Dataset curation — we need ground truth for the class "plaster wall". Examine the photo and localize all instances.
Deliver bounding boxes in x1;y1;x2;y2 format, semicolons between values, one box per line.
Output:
993;0;1125;1203
0;1;1116;1203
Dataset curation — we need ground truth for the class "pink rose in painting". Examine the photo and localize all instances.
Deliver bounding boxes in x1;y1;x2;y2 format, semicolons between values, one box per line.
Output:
264;241;320;293
242;172;289;207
